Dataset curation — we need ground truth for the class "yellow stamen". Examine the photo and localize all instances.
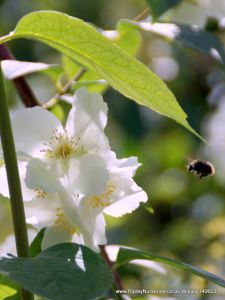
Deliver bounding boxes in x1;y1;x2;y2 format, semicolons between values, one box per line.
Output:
55;207;76;235
40;128;85;161
34;189;47;200
90;184;115;208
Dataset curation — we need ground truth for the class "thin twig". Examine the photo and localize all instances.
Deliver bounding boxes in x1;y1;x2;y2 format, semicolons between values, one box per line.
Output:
0;44;40;107
43;68;87;108
60;68;87;95
134;7;150;22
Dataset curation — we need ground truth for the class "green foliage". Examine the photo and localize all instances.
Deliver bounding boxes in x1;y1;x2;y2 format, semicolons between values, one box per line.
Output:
115;247;225;288
145;0;182;20
0;284;18;299
0;275;20;300
115;26;142;56
0;11;200;138
0;243;114;300
29;229;46;257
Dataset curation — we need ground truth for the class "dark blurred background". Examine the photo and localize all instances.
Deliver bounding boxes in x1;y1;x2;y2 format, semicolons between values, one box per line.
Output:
0;0;225;298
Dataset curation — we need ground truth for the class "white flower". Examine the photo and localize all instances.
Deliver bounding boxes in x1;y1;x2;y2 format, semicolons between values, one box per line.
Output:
164;0;225;28
24;154;147;251
0;160;106;252
0;87;148;252
11;87;110;196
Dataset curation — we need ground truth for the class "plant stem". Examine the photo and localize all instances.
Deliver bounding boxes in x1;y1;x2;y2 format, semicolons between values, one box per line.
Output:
0;44;40;107
0;64;33;300
100;245;125;290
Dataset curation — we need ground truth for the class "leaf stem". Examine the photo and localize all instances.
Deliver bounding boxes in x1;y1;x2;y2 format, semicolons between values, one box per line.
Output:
0;63;33;300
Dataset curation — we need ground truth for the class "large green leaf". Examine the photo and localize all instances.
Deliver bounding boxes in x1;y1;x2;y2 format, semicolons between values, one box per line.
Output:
0;243;113;300
146;0;182;20
0;11;199;138
115;248;225;288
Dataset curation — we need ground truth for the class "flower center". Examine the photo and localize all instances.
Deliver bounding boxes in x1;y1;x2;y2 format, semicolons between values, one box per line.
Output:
55;207;77;235
34;188;47;199
90;184;115;208
41;129;85;161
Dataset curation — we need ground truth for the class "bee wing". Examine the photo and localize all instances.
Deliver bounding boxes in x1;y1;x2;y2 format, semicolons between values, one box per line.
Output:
184;156;194;168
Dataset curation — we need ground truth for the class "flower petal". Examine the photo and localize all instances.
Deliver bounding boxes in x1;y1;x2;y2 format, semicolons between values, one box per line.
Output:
109;156;141;177
93;213;107;245
11;107;63;158
66;87;109;151
77;197;107;245
41;226;72;250
25;158;62;193
0;161;35;200
67;154;109;195
104;177;148;217
25;193;60;229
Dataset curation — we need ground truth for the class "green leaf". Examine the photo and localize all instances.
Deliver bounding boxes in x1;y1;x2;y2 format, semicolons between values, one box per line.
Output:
0;284;18;299
0;11;200;138
0;243;113;300
118;19;225;65
0;274;20;299
2;59;62;80
145;0;182;20
115;248;225;288
29;228;46;257
114;27;142;56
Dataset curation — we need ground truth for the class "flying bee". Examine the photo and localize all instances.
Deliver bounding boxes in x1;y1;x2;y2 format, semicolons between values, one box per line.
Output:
188;159;215;179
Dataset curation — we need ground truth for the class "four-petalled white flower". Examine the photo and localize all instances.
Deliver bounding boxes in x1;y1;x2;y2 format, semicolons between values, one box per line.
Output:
0;87;148;252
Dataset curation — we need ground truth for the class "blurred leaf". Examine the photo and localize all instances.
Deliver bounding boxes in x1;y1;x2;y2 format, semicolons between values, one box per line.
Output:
0;11;200;138
0;243;113;300
118;19;225;64
114;26;142;56
50;104;66;122
141;202;154;214
145;0;182;20
0;274;19;300
1;60;62;80
115;248;225;288
0;284;18;299
30;228;46;257
42;66;64;84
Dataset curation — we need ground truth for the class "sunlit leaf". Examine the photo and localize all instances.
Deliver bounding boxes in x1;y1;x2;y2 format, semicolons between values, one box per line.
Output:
0;284;18;299
114;26;142;56
115;247;225;288
0;243;113;300
0;11;200;138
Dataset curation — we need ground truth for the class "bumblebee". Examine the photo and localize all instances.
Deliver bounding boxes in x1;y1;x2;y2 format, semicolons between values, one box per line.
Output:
188;160;215;179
